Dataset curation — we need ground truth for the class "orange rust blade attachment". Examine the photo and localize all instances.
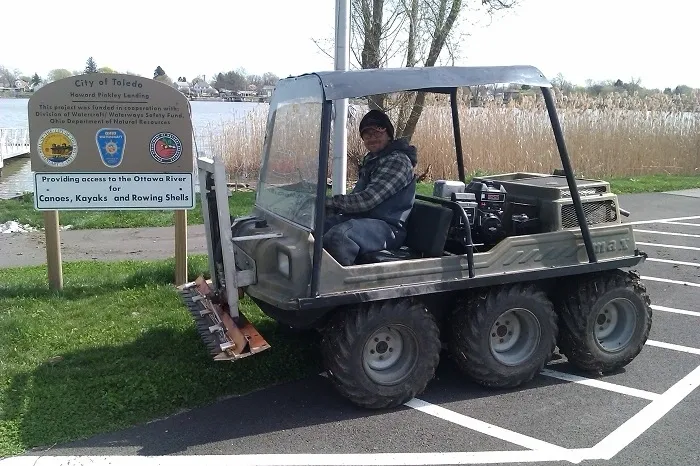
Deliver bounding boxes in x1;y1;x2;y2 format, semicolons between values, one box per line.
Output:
178;276;271;361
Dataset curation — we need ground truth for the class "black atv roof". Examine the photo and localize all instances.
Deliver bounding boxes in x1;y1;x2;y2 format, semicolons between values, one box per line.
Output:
305;65;551;101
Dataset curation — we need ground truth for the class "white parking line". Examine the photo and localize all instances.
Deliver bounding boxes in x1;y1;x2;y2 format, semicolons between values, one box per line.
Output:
646;340;700;356
540;369;659;400
636;242;700;251
646;257;700;268
641;276;700;288
404;398;583;463
0;450;583;466
634;229;700;238
651;304;700;317
590;364;700;460
629;215;700;225
662;221;700;227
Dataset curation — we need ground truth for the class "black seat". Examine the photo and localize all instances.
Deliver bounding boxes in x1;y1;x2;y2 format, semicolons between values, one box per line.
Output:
356;200;454;264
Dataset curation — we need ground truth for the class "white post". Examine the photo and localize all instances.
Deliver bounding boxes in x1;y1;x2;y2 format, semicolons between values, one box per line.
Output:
332;0;350;195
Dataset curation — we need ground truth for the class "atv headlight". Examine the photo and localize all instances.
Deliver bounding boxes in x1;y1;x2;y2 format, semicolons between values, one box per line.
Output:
277;250;290;278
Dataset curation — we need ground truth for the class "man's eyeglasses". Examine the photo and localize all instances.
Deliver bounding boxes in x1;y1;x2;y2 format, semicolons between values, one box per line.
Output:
361;126;387;139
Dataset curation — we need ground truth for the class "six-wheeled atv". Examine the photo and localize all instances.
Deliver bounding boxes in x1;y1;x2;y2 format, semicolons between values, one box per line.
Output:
178;66;652;409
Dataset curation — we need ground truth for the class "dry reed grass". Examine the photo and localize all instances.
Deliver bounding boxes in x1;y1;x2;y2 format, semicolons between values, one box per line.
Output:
201;106;267;185
206;89;700;184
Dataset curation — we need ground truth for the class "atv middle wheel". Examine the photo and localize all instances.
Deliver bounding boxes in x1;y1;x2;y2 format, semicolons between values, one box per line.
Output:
556;269;652;373
321;298;441;409
448;284;558;388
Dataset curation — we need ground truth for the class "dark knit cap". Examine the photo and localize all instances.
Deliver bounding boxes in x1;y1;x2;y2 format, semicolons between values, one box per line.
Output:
359;109;394;139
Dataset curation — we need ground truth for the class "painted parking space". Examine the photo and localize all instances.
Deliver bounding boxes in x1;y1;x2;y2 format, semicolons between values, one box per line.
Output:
544;345;700;395
417;371;651;450
3;201;700;466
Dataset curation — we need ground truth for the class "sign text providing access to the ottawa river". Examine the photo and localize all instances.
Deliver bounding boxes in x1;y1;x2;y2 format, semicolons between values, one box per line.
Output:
28;73;194;210
34;173;194;210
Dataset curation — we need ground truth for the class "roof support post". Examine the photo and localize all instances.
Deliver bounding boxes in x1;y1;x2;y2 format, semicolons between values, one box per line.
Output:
541;86;597;263
450;87;466;183
310;101;334;297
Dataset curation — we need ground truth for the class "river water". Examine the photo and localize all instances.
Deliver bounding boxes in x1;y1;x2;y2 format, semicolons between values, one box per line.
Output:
0;97;266;198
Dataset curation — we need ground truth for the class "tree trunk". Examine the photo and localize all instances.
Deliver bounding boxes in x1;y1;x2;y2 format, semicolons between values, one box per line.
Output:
361;0;386;110
405;0;420;68
401;90;427;142
401;0;462;141
395;0;420;136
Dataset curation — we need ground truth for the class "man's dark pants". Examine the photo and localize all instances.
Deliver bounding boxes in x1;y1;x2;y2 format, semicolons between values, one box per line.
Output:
323;214;406;266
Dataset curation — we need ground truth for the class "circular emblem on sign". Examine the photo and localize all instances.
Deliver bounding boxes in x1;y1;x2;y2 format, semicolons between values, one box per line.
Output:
149;132;183;164
37;128;78;167
105;141;118;154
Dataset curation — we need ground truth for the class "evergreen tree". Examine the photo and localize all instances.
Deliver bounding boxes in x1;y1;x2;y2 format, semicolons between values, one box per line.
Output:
85;57;98;74
153;66;172;85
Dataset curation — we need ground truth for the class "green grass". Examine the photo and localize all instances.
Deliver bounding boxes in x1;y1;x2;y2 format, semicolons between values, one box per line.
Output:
1;175;699;230
606;174;700;193
0;258;323;457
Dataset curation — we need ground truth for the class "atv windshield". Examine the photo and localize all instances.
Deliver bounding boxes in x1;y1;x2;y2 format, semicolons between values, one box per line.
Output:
256;75;324;230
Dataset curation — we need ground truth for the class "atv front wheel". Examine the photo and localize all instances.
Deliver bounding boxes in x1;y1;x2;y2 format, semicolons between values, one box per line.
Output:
321;298;441;409
448;284;558;388
557;270;652;373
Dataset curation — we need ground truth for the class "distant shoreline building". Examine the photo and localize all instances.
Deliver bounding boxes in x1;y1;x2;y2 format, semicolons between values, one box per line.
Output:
172;78;276;103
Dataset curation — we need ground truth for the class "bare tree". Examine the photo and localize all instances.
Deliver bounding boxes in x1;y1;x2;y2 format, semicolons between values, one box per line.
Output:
398;0;464;140
0;65;19;87
394;0;421;130
395;0;520;140
350;0;409;109
262;72;280;86
47;69;73;82
313;0;519;139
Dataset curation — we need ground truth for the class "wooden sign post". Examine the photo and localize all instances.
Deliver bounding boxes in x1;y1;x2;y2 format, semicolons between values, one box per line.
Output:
43;210;63;290
174;209;188;285
28;73;195;290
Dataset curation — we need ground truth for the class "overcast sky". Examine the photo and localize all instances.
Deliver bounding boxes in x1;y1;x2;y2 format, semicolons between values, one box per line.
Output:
2;0;697;90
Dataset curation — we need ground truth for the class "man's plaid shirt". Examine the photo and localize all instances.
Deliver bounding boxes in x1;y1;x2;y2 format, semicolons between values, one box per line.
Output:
325;151;415;214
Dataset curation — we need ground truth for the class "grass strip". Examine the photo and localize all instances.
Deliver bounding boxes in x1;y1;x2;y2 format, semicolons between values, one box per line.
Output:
604;174;700;193
0;257;322;457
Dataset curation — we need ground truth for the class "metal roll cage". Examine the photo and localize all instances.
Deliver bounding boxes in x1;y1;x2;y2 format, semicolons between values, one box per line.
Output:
308;73;597;296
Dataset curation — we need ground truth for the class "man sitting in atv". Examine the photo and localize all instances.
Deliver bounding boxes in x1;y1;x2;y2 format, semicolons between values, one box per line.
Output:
323;109;418;265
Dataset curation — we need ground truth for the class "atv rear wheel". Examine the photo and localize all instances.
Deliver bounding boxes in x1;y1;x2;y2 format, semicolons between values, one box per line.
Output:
321;298;441;409
556;270;652;373
448;284;558;388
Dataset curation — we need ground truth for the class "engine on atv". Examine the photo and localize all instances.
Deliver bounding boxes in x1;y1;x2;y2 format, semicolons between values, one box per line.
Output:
435;178;540;252
462;179;508;245
433;172;621;253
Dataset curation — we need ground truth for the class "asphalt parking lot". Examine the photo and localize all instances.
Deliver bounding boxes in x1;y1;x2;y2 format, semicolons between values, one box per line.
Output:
3;191;700;466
